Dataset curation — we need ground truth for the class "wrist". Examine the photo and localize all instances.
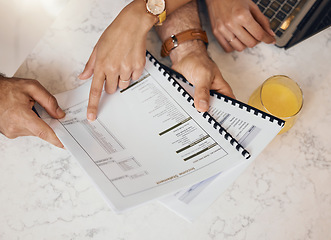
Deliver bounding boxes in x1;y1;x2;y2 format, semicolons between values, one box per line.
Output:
128;0;158;32
145;0;167;26
169;39;208;65
161;28;208;58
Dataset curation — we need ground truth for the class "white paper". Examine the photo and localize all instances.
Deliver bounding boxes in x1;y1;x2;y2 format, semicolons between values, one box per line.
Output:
37;55;250;213
159;76;283;222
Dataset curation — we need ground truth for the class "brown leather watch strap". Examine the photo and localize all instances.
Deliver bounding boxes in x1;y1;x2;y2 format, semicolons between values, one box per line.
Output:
161;29;208;57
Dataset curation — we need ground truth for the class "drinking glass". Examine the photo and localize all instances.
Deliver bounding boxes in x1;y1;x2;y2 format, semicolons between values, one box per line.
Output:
248;75;303;134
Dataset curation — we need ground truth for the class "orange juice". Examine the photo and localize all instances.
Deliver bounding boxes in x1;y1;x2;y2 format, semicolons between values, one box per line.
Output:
248;75;303;134
261;83;300;117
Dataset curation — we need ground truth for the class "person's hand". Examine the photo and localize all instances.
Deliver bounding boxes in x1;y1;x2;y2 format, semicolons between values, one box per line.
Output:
0;76;65;148
79;0;156;121
170;41;235;112
206;0;275;52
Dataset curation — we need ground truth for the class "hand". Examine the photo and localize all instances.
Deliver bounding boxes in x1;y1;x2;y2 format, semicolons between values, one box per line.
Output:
206;0;275;52
170;41;235;112
79;0;156;121
0;76;65;148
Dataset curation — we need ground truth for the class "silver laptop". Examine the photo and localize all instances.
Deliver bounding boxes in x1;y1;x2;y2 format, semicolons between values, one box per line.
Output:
253;0;331;48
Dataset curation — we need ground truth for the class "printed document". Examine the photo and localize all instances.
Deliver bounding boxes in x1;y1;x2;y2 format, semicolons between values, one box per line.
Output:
37;55;249;212
160;78;283;221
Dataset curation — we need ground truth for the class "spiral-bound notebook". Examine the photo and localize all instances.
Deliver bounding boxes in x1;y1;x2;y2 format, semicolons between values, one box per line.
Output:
36;52;283;213
158;67;285;221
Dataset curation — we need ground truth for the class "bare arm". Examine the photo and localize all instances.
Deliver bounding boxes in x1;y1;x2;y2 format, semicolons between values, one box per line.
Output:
156;0;235;112
79;0;192;121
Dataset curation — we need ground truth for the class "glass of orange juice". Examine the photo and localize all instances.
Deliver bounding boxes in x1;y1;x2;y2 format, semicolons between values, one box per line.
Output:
248;75;303;134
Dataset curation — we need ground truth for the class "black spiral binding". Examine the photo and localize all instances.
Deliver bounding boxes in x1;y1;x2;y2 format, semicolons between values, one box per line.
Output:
151;53;285;128
146;51;252;159
209;92;285;127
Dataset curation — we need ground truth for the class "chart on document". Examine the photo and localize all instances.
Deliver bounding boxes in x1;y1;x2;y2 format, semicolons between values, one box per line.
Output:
57;81;230;197
160;76;284;221
38;54;249;212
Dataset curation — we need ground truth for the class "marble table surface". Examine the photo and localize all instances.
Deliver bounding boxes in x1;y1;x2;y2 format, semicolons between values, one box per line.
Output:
1;0;330;239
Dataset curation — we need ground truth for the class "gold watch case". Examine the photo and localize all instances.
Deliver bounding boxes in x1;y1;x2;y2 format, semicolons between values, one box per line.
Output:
145;0;166;25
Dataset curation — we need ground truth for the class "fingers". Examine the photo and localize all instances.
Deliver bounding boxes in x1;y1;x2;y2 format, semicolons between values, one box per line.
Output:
85;52;145;121
230;4;275;45
26;80;65;119
213;19;253;52
117;71;132;90
230;21;260;48
87;71;105;121
213;29;235;53
224;32;247;52
25;109;64;148
192;70;235;113
23;82;65;147
193;84;211;113
117;64;144;89
82;16;147;120
86;64;144;121
209;2;276;52
2;107;64;148
0;78;64;148
224;19;267;50
131;63;144;81
104;73;119;94
250;5;276;42
194;66;236;114
190;62;214;112
79;47;97;80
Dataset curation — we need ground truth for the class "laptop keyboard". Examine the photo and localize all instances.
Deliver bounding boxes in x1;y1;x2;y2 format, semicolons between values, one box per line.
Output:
253;0;301;37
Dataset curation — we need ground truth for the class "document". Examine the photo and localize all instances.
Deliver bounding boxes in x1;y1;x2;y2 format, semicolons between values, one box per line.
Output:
159;73;284;221
37;53;251;213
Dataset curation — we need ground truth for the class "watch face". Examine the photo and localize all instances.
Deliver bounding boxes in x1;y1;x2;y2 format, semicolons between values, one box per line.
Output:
146;0;165;15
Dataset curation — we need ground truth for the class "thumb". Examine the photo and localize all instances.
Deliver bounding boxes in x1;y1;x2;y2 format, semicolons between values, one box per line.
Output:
28;81;65;119
26;109;64;148
193;82;211;113
79;47;97;80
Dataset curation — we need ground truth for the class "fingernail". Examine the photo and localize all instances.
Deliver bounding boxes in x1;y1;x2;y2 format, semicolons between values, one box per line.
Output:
87;113;96;121
199;100;208;112
78;72;86;80
57;107;65;118
57;142;64;149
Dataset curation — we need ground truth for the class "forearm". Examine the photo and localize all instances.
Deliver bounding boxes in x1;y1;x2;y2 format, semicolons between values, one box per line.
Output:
155;0;206;63
165;0;193;14
155;0;235;111
156;0;201;41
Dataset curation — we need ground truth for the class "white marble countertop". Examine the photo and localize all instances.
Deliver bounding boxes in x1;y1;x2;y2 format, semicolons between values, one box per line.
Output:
1;0;331;239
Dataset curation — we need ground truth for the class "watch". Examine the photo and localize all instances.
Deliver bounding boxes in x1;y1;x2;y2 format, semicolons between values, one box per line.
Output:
161;29;209;57
145;0;166;26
